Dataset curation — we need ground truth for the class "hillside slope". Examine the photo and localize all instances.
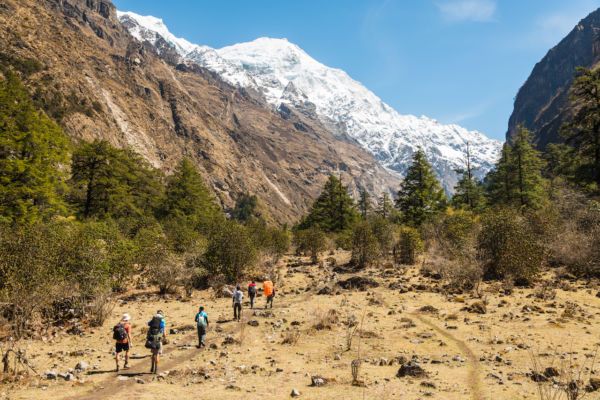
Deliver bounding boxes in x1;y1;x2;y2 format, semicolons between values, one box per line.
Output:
507;8;600;148
0;0;401;223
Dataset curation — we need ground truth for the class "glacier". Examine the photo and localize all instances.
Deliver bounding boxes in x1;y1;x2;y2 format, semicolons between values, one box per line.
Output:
118;11;502;192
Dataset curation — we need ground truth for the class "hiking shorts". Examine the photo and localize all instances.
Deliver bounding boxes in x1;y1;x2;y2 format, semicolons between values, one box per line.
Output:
116;342;130;353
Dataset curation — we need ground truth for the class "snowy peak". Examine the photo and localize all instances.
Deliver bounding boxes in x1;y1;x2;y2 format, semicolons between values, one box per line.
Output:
118;11;502;192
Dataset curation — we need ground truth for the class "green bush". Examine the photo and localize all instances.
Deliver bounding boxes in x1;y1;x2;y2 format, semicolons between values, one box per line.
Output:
293;226;327;263
396;226;423;265
204;220;257;282
350;220;380;269
478;208;544;283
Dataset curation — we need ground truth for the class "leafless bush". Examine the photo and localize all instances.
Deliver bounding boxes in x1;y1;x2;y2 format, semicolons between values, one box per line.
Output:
312;309;339;331
281;329;301;345
86;291;116;327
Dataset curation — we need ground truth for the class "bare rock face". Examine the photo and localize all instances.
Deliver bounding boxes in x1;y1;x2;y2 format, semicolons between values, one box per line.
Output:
507;8;600;149
0;0;401;224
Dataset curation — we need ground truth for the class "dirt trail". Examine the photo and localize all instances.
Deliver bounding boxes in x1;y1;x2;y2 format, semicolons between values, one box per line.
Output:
412;312;485;400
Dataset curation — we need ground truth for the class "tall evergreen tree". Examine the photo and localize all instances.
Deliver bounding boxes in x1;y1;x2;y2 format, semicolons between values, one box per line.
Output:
376;192;394;220
560;67;600;190
486;127;546;209
231;193;261;223
70;140;163;219
0;71;69;224
162;158;221;225
299;175;358;232
357;187;372;219
395;149;446;226
452;142;485;210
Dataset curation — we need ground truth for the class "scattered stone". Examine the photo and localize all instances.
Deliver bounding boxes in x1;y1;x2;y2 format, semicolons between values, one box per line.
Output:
247;320;260;327
222;335;236;345
544;367;559;378
135;378;145;384
418;305;438;314
589;377;600;391
420;381;436;389
291;388;301;397
467;301;487;314
45;371;58;380
75;361;89;372
530;372;548;382
310;375;328;387
338;277;379;291
317;286;333;295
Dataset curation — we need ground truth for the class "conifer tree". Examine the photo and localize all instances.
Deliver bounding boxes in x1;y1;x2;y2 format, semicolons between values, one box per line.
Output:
395;149;446;226
452;142;485;210
485;127;546;209
299;175;358;232
560;67;600;190
70;140;163;219
376;192;394;220
357;187;372;219
0;71;69;224
163;158;220;226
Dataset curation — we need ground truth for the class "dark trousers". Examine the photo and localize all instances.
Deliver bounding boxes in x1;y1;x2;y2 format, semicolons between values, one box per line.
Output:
249;294;256;309
266;295;274;308
197;326;206;346
233;303;242;320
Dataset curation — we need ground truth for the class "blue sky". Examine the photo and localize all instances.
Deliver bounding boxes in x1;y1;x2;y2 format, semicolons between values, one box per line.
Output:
113;0;600;141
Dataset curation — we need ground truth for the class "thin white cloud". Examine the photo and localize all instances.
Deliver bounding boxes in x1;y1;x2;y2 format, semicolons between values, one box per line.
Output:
436;0;496;22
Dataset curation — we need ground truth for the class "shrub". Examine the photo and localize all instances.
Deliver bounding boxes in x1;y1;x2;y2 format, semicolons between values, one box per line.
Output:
204;220;257;282
478;207;545;283
293;227;327;263
350;220;380;269
396;226;423;265
369;215;395;258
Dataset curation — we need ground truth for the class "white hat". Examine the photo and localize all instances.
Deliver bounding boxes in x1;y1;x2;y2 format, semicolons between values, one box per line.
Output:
122;313;131;322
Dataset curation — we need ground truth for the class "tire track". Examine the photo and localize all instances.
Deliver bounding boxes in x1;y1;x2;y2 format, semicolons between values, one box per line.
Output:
411;312;484;400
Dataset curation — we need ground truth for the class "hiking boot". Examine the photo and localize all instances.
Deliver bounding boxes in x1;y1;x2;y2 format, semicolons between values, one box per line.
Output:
123;363;129;370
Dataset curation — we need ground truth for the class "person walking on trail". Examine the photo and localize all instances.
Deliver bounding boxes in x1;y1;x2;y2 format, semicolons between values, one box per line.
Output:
263;279;275;309
233;285;244;321
195;306;208;348
113;313;132;372
146;310;166;374
248;281;257;309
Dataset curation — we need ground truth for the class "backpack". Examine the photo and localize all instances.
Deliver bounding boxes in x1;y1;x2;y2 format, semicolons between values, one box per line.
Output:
113;323;127;341
145;317;163;349
248;285;256;296
196;313;207;329
148;316;162;336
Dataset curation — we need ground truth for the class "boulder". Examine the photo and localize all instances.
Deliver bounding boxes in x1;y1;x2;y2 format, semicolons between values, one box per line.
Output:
75;361;89;372
290;388;301;397
397;361;427;378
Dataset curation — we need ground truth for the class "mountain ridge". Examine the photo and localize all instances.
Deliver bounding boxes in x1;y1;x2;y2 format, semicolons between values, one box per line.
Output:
118;11;502;192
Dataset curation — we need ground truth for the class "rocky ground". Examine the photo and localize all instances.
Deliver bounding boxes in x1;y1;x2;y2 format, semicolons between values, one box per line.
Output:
3;251;600;400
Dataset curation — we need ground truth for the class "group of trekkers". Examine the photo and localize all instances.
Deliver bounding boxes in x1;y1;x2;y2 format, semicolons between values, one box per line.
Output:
112;280;275;374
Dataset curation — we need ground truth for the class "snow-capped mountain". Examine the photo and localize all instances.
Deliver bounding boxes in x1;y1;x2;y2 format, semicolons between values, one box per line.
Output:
118;11;502;192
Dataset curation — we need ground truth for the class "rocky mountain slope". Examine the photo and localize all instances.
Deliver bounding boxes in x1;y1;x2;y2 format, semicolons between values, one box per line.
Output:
118;12;502;192
507;8;600;148
0;0;402;223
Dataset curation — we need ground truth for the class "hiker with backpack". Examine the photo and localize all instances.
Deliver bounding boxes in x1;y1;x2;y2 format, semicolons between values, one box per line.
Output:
232;285;244;321
146;310;166;374
263;279;275;309
113;313;132;372
194;306;208;348
248;281;257;309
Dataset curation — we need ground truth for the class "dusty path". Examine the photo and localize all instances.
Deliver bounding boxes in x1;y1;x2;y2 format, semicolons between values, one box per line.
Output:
412;312;485;400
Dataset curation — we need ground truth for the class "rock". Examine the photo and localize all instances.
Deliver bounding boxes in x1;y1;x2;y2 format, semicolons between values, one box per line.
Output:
317;286;332;295
75;361;89;372
418;305;438;314
310;375;327;387
589;377;600;390
544;367;559;378
530;372;548;382
337;277;379;291
290;388;301;397
420;381;436;389
334;354;342;361
222;335;236;345
247;320;259;327
397;361;427;378
468;301;487;314
45;370;58;380
222;287;233;298
135;378;145;384
169;328;179;335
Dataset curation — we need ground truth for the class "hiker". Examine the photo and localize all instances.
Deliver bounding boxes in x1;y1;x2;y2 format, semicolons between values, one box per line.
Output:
195;306;208;348
248;281;257;309
146;310;166;374
113;313;132;372
232;285;244;321
263;279;275;309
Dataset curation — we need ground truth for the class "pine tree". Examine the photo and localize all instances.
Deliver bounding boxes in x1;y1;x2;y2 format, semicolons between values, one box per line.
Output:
0;71;70;224
231;193;260;223
560;67;600;190
357;187;372;219
70;140;163;219
395;149;446;226
376;192;394;220
486;127;546;209
299;175;359;232
163;158;221;226
452;142;485;210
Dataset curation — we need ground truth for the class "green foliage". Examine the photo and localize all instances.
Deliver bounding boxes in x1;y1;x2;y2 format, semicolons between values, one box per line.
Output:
0;71;70;224
298;175;359;232
369;215;395;258
376;192;397;220
70;140;163;219
396;226;423;265
435;209;479;258
357;188;372;218
560;67;600;191
395;149;446;226
162;158;221;229
293;226;328;263
452;143;485;211
477;207;545;283
204;220;257;282
231;193;260;223
350;220;380;269
486;127;547;209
